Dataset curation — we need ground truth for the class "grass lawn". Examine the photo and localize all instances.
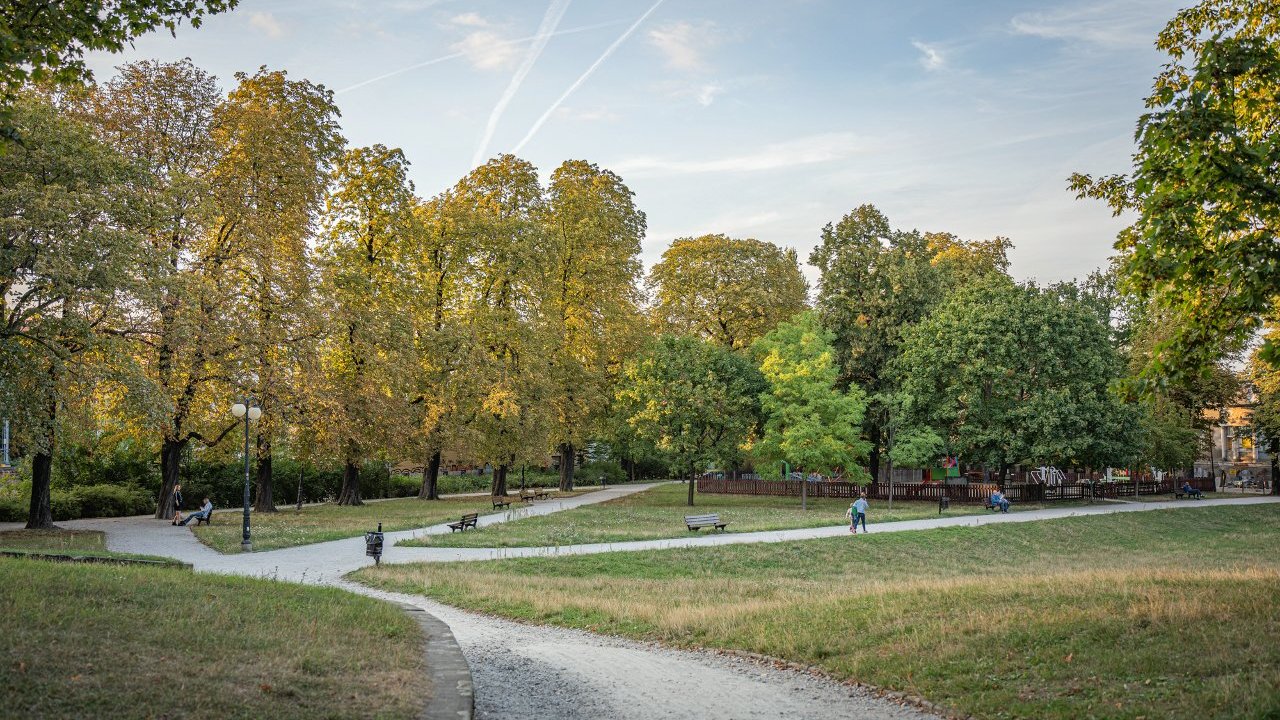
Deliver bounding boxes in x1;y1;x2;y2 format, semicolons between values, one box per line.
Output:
1;557;424;719
0;528;109;552
400;482;1012;548
358;504;1280;719
0;529;180;564
192;494;511;553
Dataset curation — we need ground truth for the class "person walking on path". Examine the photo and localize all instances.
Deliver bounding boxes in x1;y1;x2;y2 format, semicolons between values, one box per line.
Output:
848;493;868;534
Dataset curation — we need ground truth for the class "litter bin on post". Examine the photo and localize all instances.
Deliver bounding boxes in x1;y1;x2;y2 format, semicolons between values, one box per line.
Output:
938;494;950;514
365;522;384;565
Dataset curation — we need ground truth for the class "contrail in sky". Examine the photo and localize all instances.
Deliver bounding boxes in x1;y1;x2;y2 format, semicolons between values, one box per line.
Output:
512;0;665;154
472;0;572;168
335;19;614;95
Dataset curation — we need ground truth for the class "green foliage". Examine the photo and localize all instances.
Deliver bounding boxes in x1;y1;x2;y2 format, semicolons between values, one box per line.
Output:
578;460;627;485
617;335;766;479
750;311;870;478
648;234;808;351
0;1;237;141
897;276;1132;472
1071;0;1280;383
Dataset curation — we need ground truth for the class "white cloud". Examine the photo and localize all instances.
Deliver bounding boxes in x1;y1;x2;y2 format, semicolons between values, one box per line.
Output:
453;31;519;70
648;20;719;71
1009;2;1169;48
450;12;489;27
249;12;284;39
696;83;724;106
614;132;863;176
912;40;944;71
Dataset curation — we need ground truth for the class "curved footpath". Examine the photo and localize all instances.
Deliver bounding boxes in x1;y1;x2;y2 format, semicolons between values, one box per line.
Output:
13;488;1280;719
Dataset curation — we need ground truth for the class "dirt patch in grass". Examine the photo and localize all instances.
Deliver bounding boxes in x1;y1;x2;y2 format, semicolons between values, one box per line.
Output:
359;503;1280;719
1;557;425;719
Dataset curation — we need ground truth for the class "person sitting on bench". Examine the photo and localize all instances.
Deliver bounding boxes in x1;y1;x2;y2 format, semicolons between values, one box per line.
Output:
1180;481;1203;499
990;490;1010;513
178;497;213;526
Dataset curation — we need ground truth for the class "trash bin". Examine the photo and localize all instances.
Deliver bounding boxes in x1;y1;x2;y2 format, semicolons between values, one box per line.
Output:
938;495;950;514
365;522;384;565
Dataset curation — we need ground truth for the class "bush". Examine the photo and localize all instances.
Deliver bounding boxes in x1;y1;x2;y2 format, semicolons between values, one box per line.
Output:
50;488;83;522
578;460;627;486
0;493;25;522
70;484;154;518
436;473;489;495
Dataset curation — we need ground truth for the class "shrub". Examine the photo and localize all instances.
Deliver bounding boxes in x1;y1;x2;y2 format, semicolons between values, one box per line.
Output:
71;484;154;518
0;494;25;522
578;460;627;486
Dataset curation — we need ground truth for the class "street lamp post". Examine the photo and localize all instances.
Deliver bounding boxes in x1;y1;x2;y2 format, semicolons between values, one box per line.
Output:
231;400;263;552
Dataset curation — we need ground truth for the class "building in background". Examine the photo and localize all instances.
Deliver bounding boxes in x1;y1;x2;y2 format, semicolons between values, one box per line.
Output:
1196;387;1273;490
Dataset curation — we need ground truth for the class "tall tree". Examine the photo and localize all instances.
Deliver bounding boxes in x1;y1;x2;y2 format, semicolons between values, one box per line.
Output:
647;234;807;352
1070;0;1280;383
809;205;944;481
0;93;143;528
317;145;417;506
616;335;766;506
750;312;870;480
540;160;646;490
897;276;1131;483
213;68;343;512
451;154;551;497
79;59;238;521
404;194;472;500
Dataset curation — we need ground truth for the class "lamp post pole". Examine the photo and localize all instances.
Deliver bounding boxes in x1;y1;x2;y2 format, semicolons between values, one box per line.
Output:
232;400;261;552
241;403;251;552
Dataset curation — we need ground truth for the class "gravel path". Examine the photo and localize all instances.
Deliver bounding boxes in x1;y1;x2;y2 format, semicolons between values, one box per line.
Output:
340;581;934;720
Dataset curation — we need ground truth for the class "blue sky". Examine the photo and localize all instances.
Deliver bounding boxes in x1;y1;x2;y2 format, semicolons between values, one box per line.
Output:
86;0;1184;286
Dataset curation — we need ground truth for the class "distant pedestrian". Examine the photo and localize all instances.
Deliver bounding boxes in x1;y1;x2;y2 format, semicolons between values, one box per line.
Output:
849;493;868;534
170;484;184;525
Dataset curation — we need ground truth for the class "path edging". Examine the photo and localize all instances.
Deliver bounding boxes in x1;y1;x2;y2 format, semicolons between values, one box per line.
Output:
399;602;474;720
0;549;192;570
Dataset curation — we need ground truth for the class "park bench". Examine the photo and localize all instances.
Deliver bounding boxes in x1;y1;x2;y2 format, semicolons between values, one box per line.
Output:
447;513;479;532
1174;488;1203;500
194;509;212;526
520;488;552;503
685;513;728;532
491;496;513;510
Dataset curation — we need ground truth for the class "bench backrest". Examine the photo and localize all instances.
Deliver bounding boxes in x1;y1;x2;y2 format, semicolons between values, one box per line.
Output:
685;514;721;523
462;513;478;520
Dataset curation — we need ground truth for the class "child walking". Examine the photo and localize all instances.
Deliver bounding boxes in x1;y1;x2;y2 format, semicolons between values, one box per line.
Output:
847;493;868;534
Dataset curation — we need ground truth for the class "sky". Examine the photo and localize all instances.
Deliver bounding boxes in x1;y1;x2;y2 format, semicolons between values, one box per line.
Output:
85;0;1186;287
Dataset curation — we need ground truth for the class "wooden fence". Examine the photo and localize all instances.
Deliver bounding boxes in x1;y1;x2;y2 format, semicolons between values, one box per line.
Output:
696;476;1217;503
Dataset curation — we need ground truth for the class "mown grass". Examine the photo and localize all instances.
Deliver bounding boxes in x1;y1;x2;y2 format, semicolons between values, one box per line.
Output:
0;529;180;564
0;528;108;552
399;482;1009;548
358;503;1280;719
1;557;424;719
192;495;503;553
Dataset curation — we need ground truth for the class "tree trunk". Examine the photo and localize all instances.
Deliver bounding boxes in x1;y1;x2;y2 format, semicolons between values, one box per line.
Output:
558;442;575;491
155;437;185;520
296;463;305;510
253;434;276;513
687;466;696;507
867;424;883;484
26;450;54;529
491;464;508;497
997;462;1010;490
1270;438;1279;496
419;450;442;499
337;458;363;506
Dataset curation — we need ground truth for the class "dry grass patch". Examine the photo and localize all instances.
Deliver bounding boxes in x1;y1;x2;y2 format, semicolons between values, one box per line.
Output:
358;503;1280;719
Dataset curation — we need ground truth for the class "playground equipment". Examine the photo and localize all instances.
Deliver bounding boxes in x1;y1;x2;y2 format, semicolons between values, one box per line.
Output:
1031;466;1066;486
